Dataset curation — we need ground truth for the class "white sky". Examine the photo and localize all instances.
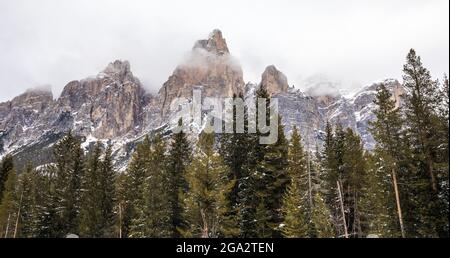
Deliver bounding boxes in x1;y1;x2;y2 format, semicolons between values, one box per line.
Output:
0;0;448;101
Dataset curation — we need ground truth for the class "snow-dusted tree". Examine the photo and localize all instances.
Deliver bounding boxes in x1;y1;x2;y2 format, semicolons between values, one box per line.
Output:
183;131;235;238
53;131;84;236
402;49;448;237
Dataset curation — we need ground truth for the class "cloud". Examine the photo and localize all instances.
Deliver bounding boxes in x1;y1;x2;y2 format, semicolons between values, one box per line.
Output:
0;0;448;102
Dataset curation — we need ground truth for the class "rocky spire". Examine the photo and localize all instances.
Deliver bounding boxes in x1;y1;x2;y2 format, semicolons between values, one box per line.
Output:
158;29;244;117
260;65;289;95
101;60;134;82
193;29;229;55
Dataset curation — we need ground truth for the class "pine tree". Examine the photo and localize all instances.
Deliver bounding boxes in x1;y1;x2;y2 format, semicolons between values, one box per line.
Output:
78;142;116;237
167;120;192;238
257;117;289;237
321;122;338;208
236;92;262;238
254;198;272;238
0;168;18;238
402;49;448;237
79;142;103;237
287;128;305;176
368;83;407;237
34;165;60;238
341;128;367;237
0;154;14;204
282;126;334;238
219;93;249;237
142;134;171;237
285;126;312;234
438;75;449;235
53;131;84;236
14;164;39;237
183;131;236;238
125;137;152;238
254;86;289;237
281;177;309;238
321;122;342;236
311;192;334;238
115;173;131;238
236;86;290;238
321;124;369;237
98;144;116;237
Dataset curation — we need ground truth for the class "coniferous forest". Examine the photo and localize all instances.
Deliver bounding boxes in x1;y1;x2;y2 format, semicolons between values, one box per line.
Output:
0;49;448;238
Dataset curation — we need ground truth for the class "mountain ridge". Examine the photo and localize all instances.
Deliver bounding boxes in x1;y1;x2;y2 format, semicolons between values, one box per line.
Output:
0;29;405;171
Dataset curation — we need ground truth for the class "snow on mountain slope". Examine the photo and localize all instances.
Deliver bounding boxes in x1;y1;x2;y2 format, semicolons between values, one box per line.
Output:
0;30;406;171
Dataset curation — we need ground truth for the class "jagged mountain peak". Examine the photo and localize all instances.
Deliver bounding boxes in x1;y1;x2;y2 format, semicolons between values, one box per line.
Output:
260;65;289;95
98;59;137;83
158;29;244;116
193;29;229;55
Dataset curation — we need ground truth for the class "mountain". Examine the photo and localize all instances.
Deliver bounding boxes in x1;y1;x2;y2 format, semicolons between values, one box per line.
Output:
275;78;404;150
158;29;245;118
0;29;405;171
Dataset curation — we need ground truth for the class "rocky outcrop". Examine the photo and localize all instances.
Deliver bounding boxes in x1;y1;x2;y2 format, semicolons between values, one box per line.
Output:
0;60;149;163
158;29;245;117
193;29;230;55
55;60;146;139
274;79;405;150
260;65;289;95
0;89;54;153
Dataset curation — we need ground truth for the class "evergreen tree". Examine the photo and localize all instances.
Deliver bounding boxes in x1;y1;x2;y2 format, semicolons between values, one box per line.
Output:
236;92;262;238
115;173;131;238
321;122;342;236
35;165;60;238
0;154;14;204
311;193;334;238
281;177;309;238
0;168;18;238
142;134;171;237
125;137;151;238
98;144;116;237
15;164;39;237
254;86;289;237
219;93;249;237
282;126;334;238
236;86;290;238
183;131;236;238
438;75;449;235
341;128;367;237
167;120;192;237
368;83;407;237
286;126;313;235
321;124;368;237
79;142;103;237
53;131;84;236
402;49;448;237
78;142;116;237
286;127;306;182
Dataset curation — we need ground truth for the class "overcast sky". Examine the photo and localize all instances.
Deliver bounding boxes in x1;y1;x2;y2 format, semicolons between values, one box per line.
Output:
0;0;448;102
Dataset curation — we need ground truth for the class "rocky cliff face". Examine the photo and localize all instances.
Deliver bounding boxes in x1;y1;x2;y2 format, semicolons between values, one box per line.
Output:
56;60;146;139
0;60;149;169
260;65;289;95
0;29;406;171
0;89;54;153
275;78;404;150
158;29;245;117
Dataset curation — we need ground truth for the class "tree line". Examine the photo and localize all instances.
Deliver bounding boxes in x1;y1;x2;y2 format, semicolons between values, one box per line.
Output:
0;49;448;238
